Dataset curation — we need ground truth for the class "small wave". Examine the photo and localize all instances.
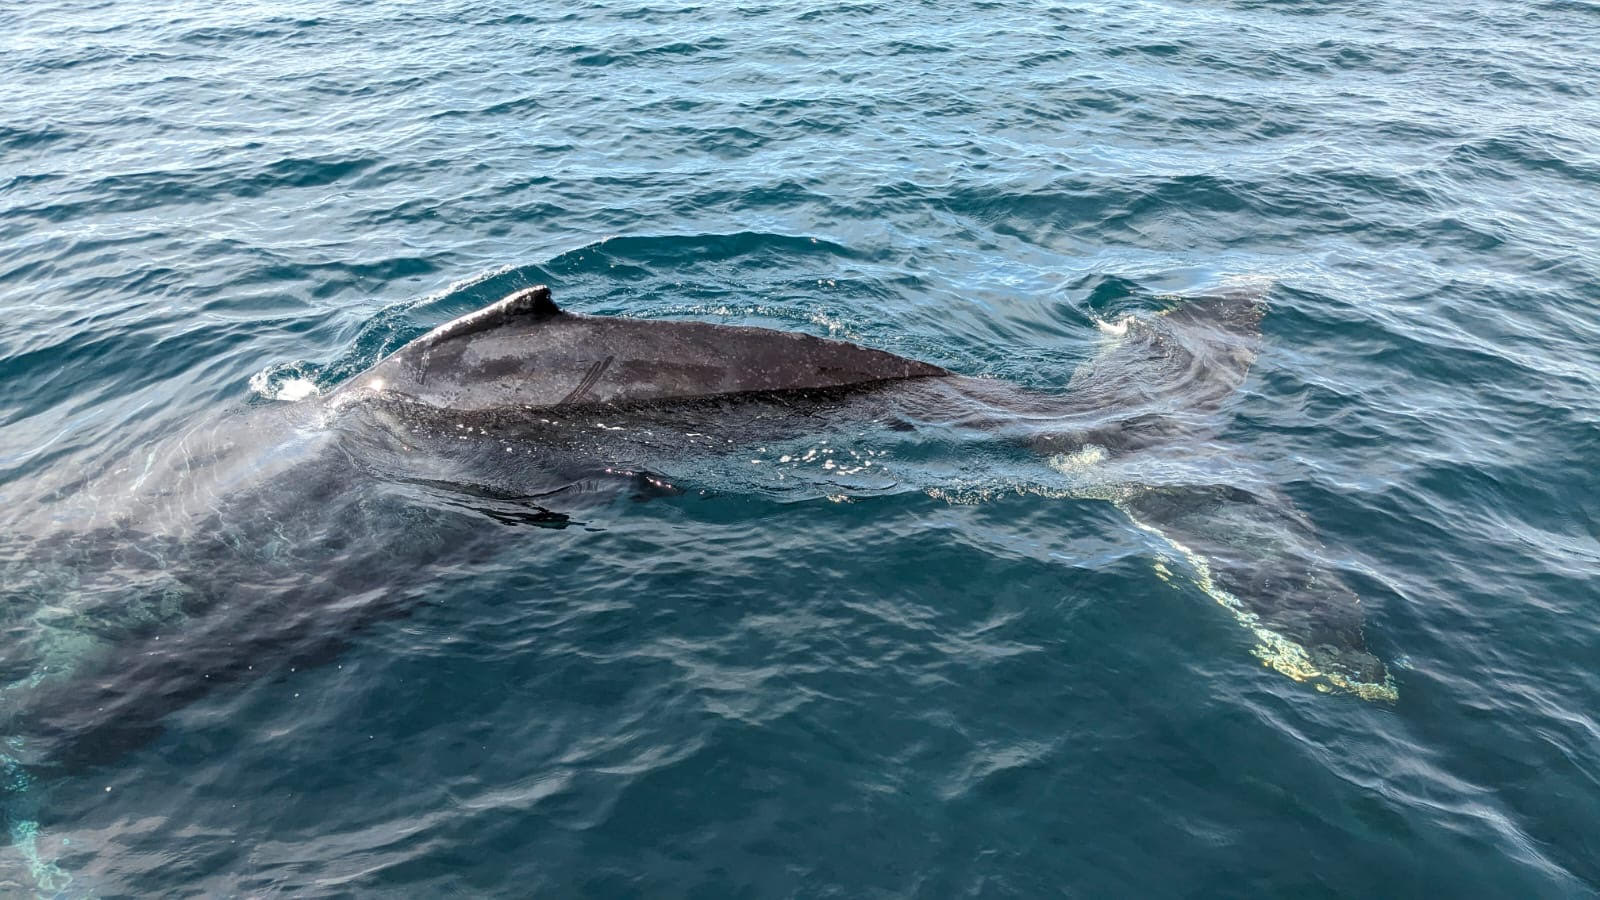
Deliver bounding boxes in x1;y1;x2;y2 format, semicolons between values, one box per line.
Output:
544;232;860;273
0;124;71;154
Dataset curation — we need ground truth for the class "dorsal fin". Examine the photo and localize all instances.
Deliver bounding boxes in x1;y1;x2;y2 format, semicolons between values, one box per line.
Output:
503;285;561;318
419;285;562;347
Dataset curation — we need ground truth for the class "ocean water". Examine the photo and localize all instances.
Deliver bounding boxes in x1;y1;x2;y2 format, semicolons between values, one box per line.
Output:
3;0;1599;895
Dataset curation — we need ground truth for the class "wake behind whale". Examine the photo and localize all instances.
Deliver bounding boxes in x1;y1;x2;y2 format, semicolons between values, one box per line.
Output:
1;278;1393;796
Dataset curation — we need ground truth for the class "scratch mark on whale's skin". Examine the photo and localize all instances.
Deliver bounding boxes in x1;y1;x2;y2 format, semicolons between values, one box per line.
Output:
558;355;615;407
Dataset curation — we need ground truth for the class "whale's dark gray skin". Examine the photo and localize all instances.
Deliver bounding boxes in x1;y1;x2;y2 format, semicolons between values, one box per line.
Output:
329;285;948;414
3;281;1392;781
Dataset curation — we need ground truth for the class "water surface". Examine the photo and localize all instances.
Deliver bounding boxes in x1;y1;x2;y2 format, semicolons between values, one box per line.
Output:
2;0;1599;895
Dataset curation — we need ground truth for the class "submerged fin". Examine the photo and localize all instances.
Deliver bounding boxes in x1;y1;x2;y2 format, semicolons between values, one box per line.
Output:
1117;484;1395;700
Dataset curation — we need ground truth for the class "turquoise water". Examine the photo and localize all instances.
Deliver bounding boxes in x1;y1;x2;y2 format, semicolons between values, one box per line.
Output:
3;0;1600;895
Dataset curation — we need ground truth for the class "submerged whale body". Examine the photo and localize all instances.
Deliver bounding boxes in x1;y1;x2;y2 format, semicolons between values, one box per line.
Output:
8;281;1393;778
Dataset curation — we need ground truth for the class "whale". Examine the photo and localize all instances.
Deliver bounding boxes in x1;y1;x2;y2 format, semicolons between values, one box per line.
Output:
326;283;1390;697
3;281;1394;781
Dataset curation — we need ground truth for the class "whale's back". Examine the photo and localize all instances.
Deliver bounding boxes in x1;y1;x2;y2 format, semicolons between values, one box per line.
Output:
332;286;948;414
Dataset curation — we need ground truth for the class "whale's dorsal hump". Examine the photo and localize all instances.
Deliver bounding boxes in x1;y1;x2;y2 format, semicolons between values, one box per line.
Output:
503;285;560;318
421;285;561;347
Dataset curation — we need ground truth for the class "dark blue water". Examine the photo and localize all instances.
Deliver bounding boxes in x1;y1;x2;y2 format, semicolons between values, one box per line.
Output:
3;0;1599;895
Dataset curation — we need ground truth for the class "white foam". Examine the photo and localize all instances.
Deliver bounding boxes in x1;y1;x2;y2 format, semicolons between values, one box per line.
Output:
1048;444;1109;474
276;378;319;402
1094;315;1132;338
249;365;322;402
